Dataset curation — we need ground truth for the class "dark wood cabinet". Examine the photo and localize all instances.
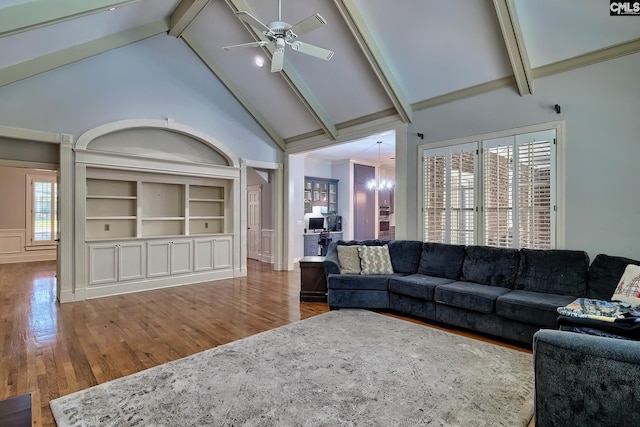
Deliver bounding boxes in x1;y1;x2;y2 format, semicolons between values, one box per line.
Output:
299;256;327;302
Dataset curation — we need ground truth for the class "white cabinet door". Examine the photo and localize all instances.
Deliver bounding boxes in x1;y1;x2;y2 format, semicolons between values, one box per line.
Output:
194;239;214;272
171;240;192;274
119;242;144;281
147;241;171;277
213;237;232;270
89;244;118;284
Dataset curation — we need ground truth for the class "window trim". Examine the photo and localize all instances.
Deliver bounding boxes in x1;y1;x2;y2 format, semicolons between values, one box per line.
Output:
418;120;565;248
26;173;58;249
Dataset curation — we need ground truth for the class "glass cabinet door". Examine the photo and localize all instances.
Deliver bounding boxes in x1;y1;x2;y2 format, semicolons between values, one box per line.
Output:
304;177;338;213
328;182;337;213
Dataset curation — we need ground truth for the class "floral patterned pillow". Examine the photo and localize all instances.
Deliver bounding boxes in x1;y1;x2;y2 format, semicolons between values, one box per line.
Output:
612;264;640;305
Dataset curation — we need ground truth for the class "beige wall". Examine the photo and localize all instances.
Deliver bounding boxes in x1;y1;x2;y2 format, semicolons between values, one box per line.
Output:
0;166;29;229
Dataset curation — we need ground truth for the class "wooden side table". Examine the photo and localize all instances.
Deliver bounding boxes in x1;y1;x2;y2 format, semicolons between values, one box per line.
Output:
299;256;327;302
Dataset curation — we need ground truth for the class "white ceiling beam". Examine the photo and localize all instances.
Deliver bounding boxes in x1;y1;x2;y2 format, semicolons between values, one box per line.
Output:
181;31;286;151
225;0;338;140
333;0;413;124
493;0;533;95
169;0;211;38
0;21;168;88
533;37;640;79
0;0;142;38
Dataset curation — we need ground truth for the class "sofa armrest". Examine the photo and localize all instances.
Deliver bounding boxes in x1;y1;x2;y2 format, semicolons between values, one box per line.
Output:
533;329;640;426
323;242;341;275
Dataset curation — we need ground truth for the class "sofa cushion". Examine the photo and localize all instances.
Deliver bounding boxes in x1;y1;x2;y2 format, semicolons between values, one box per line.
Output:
418;242;466;280
434;282;511;314
358;245;394;275
463;246;519;288
515;248;589;296
327;273;398;291
388;274;455;301
496;290;576;328
336;245;361;274
387;240;423;274
589;253;640;300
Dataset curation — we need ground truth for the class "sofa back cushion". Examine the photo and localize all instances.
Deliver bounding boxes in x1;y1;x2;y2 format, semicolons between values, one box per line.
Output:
418;242;466;280
463;246;519;288
387;240;423;274
589;253;640;300
515;248;589;296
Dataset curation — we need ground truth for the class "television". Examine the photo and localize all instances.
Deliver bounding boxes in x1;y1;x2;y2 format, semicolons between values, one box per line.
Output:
308;217;325;232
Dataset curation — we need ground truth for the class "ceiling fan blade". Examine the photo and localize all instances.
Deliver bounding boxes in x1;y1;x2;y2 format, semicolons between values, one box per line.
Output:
236;11;271;34
222;41;269;51
271;47;285;72
289;13;326;36
290;41;334;61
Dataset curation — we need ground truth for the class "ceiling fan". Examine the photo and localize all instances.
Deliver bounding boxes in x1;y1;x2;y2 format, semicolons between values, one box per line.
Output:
222;0;334;73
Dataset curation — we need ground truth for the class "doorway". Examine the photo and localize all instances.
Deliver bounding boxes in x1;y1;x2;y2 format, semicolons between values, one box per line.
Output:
247;184;261;261
245;164;280;268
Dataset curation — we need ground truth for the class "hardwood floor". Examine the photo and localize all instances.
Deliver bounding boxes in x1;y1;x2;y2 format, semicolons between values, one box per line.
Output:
0;259;530;426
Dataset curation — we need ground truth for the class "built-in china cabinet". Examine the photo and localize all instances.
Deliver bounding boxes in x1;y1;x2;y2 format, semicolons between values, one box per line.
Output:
304;177;338;213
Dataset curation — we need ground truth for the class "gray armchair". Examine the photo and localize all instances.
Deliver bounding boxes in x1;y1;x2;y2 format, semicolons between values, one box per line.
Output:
533;329;640;426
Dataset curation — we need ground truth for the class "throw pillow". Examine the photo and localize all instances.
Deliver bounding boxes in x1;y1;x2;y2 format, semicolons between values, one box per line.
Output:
337;245;362;274
358;245;394;275
611;264;640;305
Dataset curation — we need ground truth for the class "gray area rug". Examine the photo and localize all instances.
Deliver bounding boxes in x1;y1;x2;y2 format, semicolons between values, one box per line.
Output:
50;310;534;426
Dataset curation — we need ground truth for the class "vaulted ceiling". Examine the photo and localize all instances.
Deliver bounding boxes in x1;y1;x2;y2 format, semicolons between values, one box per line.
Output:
1;0;639;156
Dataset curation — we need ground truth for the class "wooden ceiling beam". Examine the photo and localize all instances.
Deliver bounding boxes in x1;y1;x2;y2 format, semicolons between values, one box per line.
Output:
333;0;413;124
493;0;533;95
0;21;168;88
0;0;142;38
169;0;211;38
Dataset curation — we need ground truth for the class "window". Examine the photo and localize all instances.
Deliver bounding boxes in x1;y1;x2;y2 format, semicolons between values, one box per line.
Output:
422;125;559;250
423;143;476;245
27;175;58;247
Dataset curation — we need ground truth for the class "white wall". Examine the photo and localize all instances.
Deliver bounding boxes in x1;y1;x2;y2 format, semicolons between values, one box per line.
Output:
0;34;281;164
332;160;353;240
405;52;640;260
304;157;333;178
288;154;306;261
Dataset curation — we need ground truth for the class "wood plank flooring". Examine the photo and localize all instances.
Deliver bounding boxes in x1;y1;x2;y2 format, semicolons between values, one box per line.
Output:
0;259;530;426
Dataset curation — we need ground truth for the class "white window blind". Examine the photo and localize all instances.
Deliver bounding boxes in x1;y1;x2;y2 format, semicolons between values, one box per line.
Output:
423;143;476;245
422;127;556;249
28;176;58;246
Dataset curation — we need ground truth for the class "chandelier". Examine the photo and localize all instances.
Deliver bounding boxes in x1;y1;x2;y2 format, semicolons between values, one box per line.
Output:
367;141;394;191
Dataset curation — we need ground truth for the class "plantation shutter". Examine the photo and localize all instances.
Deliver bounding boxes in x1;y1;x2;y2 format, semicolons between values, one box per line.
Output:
516;130;555;249
482;130;555;249
483;137;514;248
423;143;476;244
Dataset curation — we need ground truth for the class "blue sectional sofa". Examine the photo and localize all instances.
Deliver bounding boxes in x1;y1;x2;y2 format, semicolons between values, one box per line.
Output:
324;240;634;345
533;329;640;426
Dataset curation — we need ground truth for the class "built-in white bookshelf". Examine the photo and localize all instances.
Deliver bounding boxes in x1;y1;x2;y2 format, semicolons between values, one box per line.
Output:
86;178;137;239
141;182;185;237
188;184;225;234
85;177;228;240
